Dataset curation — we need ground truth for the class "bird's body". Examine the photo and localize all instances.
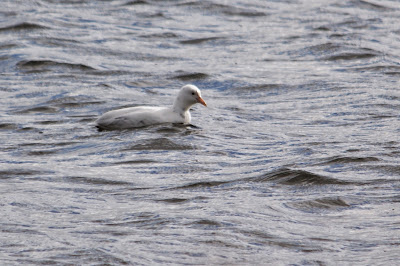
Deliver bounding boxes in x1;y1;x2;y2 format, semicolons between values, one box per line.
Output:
95;106;190;130
95;84;206;130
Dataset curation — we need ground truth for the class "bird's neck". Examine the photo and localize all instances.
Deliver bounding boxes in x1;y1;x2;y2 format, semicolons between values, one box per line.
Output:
172;97;191;114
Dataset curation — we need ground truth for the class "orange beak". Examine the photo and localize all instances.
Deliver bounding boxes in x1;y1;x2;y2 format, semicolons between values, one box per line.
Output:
197;96;207;107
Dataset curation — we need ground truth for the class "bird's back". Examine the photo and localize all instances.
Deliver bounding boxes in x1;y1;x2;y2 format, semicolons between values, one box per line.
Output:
95;106;185;130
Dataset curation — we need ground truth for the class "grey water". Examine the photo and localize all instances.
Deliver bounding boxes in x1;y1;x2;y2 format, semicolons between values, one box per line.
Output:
1;0;400;265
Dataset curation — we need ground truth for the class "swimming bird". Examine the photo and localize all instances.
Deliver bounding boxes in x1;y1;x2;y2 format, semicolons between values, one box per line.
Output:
95;84;207;130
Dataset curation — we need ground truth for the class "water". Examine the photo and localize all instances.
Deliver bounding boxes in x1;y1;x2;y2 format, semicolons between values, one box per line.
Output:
1;0;400;264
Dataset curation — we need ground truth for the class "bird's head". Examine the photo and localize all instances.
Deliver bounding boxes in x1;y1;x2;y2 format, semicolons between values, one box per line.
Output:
174;84;207;111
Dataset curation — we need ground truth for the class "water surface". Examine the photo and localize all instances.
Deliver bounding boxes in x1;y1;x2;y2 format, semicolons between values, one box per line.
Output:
1;0;400;265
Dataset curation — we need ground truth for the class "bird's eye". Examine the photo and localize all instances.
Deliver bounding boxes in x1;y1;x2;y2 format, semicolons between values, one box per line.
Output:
191;92;195;95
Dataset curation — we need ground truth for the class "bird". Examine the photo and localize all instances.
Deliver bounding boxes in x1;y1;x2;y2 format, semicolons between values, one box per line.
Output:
95;84;207;130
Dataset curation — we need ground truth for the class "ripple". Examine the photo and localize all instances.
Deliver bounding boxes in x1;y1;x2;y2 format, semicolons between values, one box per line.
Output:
0;169;48;179
155;198;189;204
178;1;267;17
122;0;149;6
13;106;59;114
294;42;381;61
1;0;399;264
40;248;130;265
62;176;133;186
139;32;179;39
190;219;222;227
112;159;157;165
1;224;46;235
250;168;352;185
369;165;400;176
32;37;81;47
13;96;105;115
352;64;400;74
170;72;209;81
288;197;351;212
323;52;377;61
172;180;230;190
17;60;96;73
232;83;285;93
122;138;196;151
0;43;17;50
0;22;48;32
349;0;392;11
315;156;380;166
0;123;19;130
301;42;341;54
180;37;226;45
239;229;324;252
27;150;59;156
45;96;105;108
97;212;174;230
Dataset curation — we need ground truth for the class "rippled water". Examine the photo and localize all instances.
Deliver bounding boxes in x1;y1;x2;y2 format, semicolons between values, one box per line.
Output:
1;0;400;265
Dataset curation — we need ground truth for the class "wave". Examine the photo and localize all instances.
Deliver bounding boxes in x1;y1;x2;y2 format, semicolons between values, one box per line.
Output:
351;64;400;75
0;22;48;32
122;0;149;6
154;198;190;204
13;96;104;115
121;138;196;151
169;167;351;191
14;106;59;114
288;197;350;212
180;37;226;45
44;96;105;108
315;156;380;166
348;0;392;11
112;159;157;165
171;180;230;190
323;52;377;61
177;1;267;17
139;32;180;39
238;229;324;252
293;42;381;62
17;60;96;73
170;72;209;81
232;83;286;93
0;169;48;179
250;168;351;185
0;123;19;130
62;176;133;186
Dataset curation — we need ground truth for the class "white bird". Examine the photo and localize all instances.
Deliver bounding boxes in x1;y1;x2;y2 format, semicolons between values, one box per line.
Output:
95;84;207;130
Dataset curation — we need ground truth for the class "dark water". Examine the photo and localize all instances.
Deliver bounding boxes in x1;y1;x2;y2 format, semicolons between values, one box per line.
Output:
1;0;400;265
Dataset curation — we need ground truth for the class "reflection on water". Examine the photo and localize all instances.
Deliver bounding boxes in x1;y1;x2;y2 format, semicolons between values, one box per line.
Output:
1;0;400;265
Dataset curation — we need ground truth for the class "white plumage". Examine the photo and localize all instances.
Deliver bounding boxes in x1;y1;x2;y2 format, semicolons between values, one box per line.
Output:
95;84;207;130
